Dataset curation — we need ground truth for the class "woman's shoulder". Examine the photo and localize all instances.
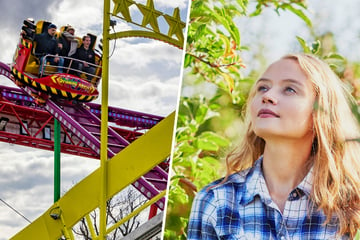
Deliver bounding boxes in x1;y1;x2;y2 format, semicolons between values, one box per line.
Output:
196;168;252;201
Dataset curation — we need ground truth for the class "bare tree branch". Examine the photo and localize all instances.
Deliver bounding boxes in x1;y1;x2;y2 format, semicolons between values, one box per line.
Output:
73;187;149;239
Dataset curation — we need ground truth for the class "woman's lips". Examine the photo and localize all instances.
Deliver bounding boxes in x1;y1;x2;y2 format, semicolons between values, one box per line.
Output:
258;109;280;118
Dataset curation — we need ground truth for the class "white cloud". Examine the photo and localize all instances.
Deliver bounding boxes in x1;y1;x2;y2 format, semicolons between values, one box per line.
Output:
0;143;99;239
104;75;180;115
112;40;182;68
50;0;103;32
0;33;17;65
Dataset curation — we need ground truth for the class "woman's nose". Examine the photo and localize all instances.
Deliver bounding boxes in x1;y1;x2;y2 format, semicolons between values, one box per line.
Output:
262;91;278;104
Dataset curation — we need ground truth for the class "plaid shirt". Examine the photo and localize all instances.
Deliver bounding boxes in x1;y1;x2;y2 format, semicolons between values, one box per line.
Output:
188;156;348;240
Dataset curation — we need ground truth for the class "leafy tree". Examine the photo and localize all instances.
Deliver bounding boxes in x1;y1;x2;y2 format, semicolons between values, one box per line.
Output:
165;0;360;239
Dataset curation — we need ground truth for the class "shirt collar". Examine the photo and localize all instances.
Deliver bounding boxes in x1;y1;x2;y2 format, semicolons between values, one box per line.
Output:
240;156;313;205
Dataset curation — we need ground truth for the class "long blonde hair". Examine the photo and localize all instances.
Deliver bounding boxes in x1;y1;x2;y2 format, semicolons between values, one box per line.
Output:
226;53;360;238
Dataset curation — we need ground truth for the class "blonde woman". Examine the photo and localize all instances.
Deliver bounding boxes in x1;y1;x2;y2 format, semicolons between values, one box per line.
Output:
188;53;360;239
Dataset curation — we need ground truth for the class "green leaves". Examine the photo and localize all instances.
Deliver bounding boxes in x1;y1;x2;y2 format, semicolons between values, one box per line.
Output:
251;0;310;28
213;6;241;45
296;36;347;75
280;3;311;27
350;99;360;124
185;0;246;99
165;93;230;239
195;131;230;151
323;53;347;74
355;229;360;240
296;36;320;54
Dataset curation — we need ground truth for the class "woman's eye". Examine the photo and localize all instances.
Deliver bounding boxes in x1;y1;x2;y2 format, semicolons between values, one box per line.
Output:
285;87;296;93
257;85;268;92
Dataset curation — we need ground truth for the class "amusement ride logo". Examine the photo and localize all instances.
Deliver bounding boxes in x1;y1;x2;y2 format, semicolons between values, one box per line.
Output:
51;75;95;93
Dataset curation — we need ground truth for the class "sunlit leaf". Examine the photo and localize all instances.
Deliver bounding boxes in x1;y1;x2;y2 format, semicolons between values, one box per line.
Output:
195;138;219;151
220;72;235;93
184;54;193;68
282;4;312;27
201;155;222;165
325;53;345;60
193;24;207;42
219;34;231;56
249;3;262;17
229;20;241;45
177;141;197;155
236;0;248;14
198;131;231;147
311;40;321;54
296;36;311;53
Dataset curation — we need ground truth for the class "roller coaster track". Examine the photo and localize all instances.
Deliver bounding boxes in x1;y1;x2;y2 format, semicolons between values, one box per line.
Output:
0;62;173;238
11;111;174;239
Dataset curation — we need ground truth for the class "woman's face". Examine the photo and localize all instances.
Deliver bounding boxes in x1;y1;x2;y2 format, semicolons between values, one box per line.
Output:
250;58;316;141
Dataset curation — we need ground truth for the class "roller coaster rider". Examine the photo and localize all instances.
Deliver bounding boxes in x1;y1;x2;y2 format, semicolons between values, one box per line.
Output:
34;23;64;77
71;35;96;80
58;26;78;70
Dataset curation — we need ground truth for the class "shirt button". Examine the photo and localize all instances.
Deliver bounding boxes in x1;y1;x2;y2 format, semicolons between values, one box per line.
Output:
292;192;297;198
281;236;286;240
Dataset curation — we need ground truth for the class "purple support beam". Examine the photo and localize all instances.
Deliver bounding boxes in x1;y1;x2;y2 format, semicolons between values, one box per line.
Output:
44;100;105;156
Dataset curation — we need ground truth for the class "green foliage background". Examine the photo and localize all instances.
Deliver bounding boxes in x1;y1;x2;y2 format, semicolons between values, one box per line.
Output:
164;0;360;239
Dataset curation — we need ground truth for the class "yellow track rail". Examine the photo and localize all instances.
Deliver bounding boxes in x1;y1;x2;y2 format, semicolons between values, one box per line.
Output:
11;112;175;239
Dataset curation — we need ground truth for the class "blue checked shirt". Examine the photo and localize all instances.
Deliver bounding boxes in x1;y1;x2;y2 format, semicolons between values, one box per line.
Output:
188;156;348;240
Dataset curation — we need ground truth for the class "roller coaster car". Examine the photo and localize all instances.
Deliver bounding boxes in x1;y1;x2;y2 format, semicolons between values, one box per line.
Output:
11;19;102;103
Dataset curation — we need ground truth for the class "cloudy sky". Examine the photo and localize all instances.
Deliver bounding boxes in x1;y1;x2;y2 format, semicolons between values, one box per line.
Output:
0;0;189;238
